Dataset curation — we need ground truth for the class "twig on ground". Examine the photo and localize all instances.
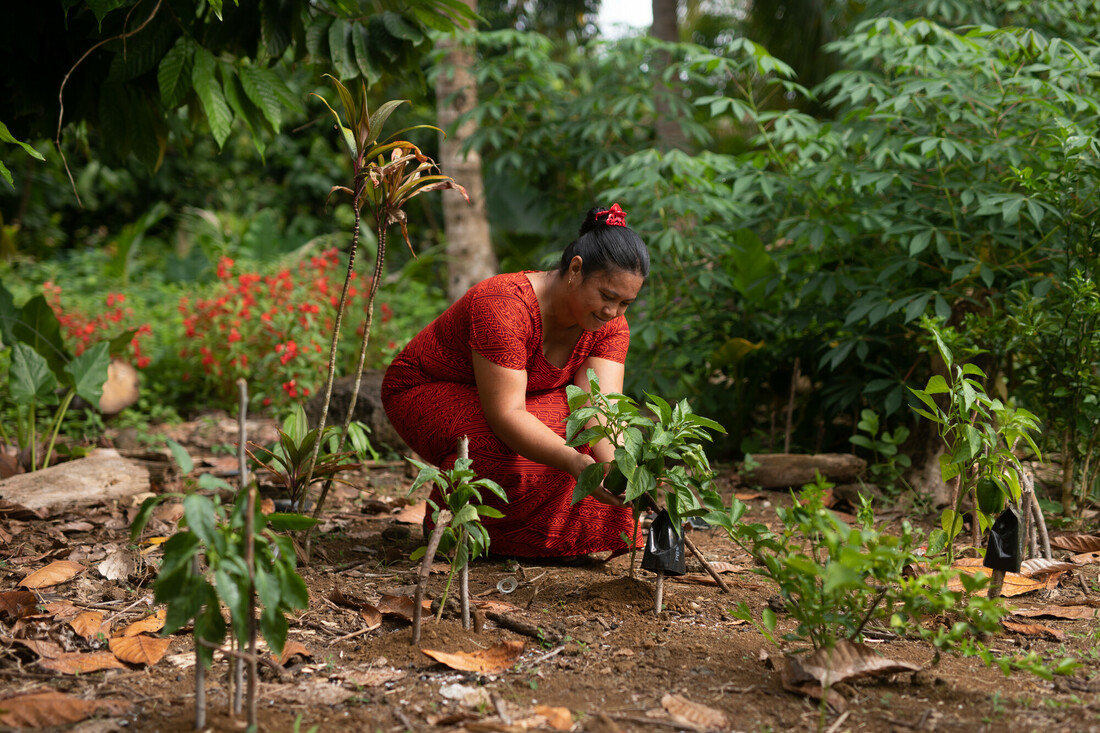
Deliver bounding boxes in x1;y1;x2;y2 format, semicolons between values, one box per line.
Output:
682;531;731;593
412;509;453;644
484;611;562;645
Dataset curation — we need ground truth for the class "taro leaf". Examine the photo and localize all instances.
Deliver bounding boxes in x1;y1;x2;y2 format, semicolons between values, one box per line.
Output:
421;640;525;674
1049;533;1100;553
0;281;18;346
9;343;58;405
792;639;919;687
64;341;110;403
13;295;71;380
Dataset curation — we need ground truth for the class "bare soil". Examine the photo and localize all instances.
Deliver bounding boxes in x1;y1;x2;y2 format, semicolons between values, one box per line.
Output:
2;417;1100;733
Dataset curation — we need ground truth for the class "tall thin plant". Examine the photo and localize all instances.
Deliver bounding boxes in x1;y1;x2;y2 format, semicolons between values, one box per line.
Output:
303;76;468;554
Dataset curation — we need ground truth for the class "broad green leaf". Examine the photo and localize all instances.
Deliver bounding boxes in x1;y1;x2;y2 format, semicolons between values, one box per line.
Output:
571;462;604;505
9;343;57;404
451;503;478;526
192;50;233;148
64;341;110;404
923;375;949;394
183;494;217;549
239;65;286;130
0;121;44;161
158;35;195;108
266;513;320;531
476;505;504;519
13;295;71;380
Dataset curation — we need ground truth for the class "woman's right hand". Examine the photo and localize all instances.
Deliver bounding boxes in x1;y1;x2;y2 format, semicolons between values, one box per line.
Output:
570;452;627;507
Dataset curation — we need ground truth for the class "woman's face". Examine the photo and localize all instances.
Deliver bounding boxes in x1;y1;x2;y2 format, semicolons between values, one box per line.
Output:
570;266;645;332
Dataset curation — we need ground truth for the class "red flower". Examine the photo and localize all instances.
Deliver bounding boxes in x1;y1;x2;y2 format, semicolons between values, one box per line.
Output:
217;256;235;280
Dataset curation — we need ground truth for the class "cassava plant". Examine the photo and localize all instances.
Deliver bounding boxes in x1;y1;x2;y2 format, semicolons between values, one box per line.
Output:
565;368;726;571
908;318;1042;561
303;76;468;552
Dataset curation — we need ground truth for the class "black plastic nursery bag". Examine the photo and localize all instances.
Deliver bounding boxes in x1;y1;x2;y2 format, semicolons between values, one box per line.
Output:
641;509;687;576
983;505;1023;573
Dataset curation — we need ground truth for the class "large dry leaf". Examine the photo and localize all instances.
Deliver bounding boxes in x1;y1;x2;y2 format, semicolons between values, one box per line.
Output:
734;492;766;501
19;560;84;589
1013;605;1099;620
1020;558;1078;577
118;609;165;637
42;601;83;621
109;635;170;665
1049;533;1100;553
534;705;574;731
393;500;427;525
0;500;44;520
0;689;129;728
97;550;135;581
257;681;355;706
661;693;728;731
277;640;313;665
472;599;522;614
1069;551;1100;565
947;559;1061;597
11;637;67;659
1002;619;1065;641
421;640;525;674
792;640;920;687
0;590;38;620
378;595;428;622
359;605;382;630
70;611;110;642
39;651;127;674
345;667;406;687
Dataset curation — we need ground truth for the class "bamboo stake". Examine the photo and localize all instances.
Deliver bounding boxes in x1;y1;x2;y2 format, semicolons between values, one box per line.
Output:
413;508;452;645
233;379;249;716
238;380;258;729
192;556;205;731
654;571;665;616
457;437;471;630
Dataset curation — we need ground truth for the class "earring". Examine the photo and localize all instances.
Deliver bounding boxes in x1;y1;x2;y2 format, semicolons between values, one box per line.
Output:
568;276;573;286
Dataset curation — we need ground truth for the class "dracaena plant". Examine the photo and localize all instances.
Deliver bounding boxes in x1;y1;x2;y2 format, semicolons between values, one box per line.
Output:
303;76;468;544
565;368;726;571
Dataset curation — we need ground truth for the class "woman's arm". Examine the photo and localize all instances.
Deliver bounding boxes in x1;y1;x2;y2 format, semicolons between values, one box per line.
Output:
573;356;625;466
472;352;592;478
472;352;625;506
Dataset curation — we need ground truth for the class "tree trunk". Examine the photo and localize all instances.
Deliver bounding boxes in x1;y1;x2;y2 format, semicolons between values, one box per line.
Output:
437;0;497;302
651;0;686;151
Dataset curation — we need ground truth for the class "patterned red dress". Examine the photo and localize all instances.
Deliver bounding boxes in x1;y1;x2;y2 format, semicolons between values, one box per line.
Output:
381;272;642;558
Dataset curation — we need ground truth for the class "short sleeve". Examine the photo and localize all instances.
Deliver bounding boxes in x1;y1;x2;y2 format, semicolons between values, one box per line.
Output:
588;316;630;364
467;290;534;370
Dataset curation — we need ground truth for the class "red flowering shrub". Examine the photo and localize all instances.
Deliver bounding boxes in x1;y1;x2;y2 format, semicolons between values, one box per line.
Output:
177;248;394;409
43;281;154;368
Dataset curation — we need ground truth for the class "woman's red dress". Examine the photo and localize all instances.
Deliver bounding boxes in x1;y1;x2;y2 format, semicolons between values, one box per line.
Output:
381;272;642;558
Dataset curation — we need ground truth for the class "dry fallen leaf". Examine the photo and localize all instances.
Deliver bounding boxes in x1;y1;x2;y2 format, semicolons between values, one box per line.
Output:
109;635;171;665
707;562;744;574
118;609;165;637
473;598;522;614
734;492;766;501
378;595;428;622
0;590;38;620
257;681;355;706
535;705;574;731
345;667;406;687
70;611;110;642
661;693;728;731
421;640;525;674
19;560;84;589
0;688;129;729
11;637;67;659
39;651;127;675
97;550;135;582
359;605;383;630
277;640;313;665
1019;558;1078;577
1069;551;1100;565
1013;605;1099;620
1049;533;1100;553
393;500;427;525
946;559;1062;597
793;640;920;687
1003;619;1065;641
41;601;83;621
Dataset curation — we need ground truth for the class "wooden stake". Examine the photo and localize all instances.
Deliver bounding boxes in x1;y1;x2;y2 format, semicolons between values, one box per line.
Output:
412;509;451;645
457;436;471;630
654;570;665;615
192;556;205;731
682;531;731;593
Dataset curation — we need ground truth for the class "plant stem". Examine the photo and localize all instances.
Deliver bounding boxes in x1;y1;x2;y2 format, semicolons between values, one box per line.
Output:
460;528;471;630
42;387;75;469
192;555;206;731
238;379;258;729
413;509;453;645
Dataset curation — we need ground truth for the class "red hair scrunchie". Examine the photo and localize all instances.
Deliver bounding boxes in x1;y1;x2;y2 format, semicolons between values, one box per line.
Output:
597;203;627;227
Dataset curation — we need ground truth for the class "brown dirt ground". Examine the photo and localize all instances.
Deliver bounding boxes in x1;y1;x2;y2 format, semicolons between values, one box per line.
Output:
3;418;1100;733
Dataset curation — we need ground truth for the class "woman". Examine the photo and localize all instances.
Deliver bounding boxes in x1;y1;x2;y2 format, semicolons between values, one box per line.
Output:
381;204;648;559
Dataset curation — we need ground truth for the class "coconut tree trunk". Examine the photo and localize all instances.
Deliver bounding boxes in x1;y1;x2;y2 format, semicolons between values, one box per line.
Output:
437;0;497;302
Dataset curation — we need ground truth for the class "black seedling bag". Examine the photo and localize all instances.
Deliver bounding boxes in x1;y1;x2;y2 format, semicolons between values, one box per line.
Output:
984;505;1023;573
641;509;686;576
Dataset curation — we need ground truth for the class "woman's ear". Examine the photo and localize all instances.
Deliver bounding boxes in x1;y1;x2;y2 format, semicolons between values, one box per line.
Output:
569;255;584;280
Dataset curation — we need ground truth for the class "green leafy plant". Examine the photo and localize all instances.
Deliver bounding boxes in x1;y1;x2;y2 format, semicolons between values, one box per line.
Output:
246;404;361;512
908;319;1042;559
706;474;1006;656
0;281;131;471
407;454;507;620
849;408;912;494
303;76;468;545
565;368;726;567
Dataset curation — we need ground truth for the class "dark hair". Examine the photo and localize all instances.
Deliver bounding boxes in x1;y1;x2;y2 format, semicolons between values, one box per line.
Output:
558;205;650;279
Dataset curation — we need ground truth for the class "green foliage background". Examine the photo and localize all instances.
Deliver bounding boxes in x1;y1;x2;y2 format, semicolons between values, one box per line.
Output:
2;0;1099;504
